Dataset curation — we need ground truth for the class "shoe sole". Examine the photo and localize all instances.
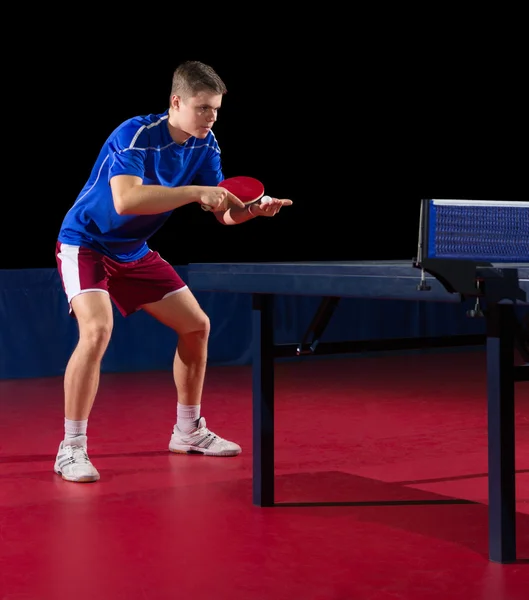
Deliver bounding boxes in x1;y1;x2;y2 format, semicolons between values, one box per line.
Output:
54;467;100;483
169;446;241;457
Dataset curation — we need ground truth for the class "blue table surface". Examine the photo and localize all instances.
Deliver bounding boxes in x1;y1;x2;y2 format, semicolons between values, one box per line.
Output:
188;260;529;303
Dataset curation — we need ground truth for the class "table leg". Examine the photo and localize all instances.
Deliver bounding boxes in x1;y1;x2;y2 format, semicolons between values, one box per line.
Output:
486;303;516;563
252;293;275;506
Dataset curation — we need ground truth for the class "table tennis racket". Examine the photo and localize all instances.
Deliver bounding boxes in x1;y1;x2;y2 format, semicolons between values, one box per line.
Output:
201;176;272;211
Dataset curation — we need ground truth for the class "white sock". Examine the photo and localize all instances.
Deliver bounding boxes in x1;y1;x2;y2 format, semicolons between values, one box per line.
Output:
177;403;200;433
64;418;88;445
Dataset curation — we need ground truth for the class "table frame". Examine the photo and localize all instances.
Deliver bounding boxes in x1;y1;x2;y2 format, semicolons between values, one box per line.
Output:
188;260;529;564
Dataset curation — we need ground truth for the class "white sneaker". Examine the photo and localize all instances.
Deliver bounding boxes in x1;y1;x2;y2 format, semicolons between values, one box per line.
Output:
169;417;242;457
54;436;100;482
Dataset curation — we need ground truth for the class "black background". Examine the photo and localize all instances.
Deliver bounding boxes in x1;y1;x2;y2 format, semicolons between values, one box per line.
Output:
4;24;525;270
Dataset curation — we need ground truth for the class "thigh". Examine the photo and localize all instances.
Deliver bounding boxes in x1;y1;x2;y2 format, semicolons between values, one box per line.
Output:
141;287;209;335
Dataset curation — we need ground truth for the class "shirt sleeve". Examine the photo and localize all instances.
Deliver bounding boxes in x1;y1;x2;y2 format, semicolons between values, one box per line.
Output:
107;123;147;181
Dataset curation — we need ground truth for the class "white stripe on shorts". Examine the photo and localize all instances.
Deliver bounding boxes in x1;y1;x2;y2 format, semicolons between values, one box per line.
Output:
57;243;109;304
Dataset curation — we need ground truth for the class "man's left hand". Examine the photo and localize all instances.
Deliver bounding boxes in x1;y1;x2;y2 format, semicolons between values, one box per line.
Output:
250;198;293;217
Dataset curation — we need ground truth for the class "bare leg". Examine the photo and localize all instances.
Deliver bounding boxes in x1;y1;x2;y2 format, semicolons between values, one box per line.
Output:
65;292;114;420
142;288;241;456
142;288;210;406
173;328;209;405
53;291;113;482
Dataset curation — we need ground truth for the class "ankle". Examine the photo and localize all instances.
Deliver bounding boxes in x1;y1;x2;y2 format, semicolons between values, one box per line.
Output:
64;418;88;444
176;403;200;433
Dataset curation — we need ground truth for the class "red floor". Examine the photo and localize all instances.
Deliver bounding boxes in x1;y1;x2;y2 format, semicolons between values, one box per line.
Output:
1;350;528;600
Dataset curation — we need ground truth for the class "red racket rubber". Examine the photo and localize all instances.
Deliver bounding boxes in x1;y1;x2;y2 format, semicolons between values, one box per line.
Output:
201;176;265;211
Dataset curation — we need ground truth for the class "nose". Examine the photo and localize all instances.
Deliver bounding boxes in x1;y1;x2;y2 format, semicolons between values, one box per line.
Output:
206;109;217;123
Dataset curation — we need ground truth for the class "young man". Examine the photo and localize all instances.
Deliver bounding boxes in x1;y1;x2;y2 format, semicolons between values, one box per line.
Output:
54;60;292;483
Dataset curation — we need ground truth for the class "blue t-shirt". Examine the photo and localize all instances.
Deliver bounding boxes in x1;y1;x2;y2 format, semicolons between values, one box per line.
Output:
58;110;223;261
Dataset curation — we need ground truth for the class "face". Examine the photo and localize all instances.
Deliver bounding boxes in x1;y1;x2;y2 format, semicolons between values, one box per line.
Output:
172;91;222;139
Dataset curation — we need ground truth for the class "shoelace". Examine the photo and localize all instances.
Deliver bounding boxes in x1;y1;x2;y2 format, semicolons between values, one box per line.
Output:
66;445;91;464
187;425;226;448
195;426;221;441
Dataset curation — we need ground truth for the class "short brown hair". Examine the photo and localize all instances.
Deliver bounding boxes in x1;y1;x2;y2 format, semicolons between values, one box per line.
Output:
170;60;227;100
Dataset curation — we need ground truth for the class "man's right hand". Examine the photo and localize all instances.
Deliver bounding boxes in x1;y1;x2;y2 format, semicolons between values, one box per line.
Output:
197;186;246;212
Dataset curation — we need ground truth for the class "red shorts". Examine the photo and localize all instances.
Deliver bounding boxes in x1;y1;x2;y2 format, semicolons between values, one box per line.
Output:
55;242;187;317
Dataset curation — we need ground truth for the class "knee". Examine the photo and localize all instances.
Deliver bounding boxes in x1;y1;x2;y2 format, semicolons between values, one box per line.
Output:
192;311;211;339
181;311;210;344
200;312;211;336
79;318;113;354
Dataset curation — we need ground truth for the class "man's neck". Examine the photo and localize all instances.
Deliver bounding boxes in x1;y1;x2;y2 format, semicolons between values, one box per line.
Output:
167;108;190;145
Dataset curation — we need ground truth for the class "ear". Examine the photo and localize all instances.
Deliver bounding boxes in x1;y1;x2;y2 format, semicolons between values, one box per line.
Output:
171;95;181;110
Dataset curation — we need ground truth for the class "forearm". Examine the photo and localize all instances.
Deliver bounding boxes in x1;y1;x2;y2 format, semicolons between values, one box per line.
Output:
217;204;257;225
115;184;202;215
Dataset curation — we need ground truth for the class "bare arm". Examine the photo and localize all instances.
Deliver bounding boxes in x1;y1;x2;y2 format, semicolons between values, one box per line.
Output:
110;175;206;215
110;174;245;215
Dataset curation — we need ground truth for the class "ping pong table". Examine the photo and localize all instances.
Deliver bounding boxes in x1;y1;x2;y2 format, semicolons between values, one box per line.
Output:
188;199;528;563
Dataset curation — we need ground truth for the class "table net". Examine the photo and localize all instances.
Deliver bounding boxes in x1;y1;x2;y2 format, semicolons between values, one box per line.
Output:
426;200;529;262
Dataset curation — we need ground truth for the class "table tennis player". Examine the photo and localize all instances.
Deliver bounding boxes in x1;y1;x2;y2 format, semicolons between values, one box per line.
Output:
53;59;293;483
